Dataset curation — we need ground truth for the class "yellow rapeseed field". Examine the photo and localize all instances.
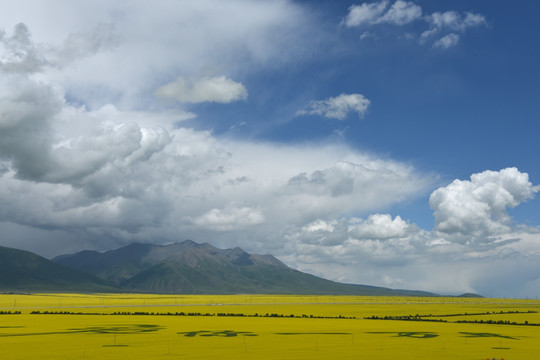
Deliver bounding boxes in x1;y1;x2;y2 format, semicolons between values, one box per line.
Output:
1;293;539;359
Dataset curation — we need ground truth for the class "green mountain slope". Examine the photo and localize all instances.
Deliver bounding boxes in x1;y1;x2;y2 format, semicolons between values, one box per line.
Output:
54;241;436;296
53;240;211;285
0;246;116;292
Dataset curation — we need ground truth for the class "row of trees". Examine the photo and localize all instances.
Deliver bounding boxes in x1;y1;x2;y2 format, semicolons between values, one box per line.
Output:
28;310;354;319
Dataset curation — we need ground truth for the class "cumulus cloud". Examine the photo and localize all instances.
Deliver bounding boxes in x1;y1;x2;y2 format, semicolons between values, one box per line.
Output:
421;11;487;48
344;1;421;27
423;11;487;35
0;74;172;185
0;76;66;181
0;22;118;74
192;204;265;231
21;0;311;109
343;1;390;27
278;168;540;296
429;167;539;243
348;214;412;239
0;22;432;251
155;76;248;104
0;23;43;73
297;93;370;120
377;0;422;25
0;118;431;241
0;59;432;242
344;1;487;49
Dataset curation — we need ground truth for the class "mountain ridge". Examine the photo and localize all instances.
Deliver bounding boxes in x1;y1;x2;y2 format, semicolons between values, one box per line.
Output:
0;245;116;292
0;241;477;296
52;240;438;296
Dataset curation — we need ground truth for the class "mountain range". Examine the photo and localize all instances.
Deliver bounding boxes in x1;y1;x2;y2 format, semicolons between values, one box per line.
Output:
0;245;114;292
1;240;469;296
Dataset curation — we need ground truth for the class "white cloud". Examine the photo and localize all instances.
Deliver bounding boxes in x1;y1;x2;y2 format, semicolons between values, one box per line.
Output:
377;0;422;25
192;204;265;231
0;0;314;109
0;62;432;240
423;11;460;34
0;23;43;73
425;11;487;33
344;2;486;50
429;167;539;243
348;214;412;240
432;33;459;49
360;31;374;40
343;1;389;27
0;26;432;251
0;22;118;74
421;10;487;47
462;12;488;29
155;76;248;104
344;1;421;27
297;93;370;120
278;168;540;296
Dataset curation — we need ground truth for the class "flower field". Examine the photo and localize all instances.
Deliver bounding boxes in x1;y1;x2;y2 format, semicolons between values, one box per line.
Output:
1;293;539;359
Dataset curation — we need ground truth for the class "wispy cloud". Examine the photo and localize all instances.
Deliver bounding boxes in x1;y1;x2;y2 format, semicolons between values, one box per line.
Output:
296;93;370;120
432;33;460;49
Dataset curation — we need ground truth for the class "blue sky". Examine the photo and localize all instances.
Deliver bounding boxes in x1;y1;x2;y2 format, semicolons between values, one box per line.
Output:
0;0;539;298
185;0;540;229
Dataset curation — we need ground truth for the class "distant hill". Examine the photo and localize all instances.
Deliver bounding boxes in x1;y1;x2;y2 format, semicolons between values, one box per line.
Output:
53;240;437;296
0;246;116;292
457;292;484;298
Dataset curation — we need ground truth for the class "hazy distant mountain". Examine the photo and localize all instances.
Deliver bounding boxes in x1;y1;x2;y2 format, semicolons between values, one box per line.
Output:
457;292;484;298
54;240;437;296
0;246;116;292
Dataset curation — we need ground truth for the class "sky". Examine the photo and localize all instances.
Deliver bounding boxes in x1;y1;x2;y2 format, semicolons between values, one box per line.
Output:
0;0;539;298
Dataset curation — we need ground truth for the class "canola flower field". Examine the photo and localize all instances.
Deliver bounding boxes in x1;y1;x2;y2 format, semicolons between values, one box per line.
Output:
1;293;540;359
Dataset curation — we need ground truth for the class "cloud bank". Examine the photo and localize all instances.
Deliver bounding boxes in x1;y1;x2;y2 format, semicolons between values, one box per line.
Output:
282;167;540;295
0;21;430;252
